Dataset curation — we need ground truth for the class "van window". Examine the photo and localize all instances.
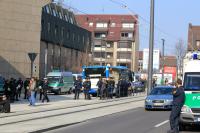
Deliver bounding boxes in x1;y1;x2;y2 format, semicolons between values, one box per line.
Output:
48;76;60;83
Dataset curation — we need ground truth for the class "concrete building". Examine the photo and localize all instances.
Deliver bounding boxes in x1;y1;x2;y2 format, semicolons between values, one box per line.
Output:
75;15;139;71
188;23;200;51
0;1;91;79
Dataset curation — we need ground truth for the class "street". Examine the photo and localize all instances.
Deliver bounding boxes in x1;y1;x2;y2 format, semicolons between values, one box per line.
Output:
45;108;200;133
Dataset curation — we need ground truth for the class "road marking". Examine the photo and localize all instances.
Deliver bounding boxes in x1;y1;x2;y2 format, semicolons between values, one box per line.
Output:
154;120;169;128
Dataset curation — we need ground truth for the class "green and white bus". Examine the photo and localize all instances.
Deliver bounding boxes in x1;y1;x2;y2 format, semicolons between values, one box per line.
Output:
179;52;200;130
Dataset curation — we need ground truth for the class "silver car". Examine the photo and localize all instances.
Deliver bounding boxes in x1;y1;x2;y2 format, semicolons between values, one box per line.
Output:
145;86;174;110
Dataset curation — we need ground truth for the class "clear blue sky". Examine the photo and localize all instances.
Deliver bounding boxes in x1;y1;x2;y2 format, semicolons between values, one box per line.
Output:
64;0;200;55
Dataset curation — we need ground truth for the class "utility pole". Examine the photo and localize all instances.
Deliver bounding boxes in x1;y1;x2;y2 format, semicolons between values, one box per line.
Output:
147;0;155;94
162;39;165;85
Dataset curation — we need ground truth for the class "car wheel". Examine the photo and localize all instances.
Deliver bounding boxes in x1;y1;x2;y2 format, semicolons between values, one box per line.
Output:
145;108;149;111
179;123;185;131
92;94;97;97
55;89;61;95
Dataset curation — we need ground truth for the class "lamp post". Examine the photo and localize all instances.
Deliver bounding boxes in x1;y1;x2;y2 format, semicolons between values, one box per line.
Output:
162;39;165;85
147;0;155;94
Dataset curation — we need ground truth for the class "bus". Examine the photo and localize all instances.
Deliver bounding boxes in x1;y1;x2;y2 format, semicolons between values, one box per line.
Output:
82;65;134;96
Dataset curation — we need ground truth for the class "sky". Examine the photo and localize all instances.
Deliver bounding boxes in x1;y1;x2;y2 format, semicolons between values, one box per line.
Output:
63;0;200;55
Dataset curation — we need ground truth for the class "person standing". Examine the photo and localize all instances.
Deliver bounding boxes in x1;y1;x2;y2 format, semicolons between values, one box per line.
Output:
23;78;29;99
74;77;82;100
96;77;103;97
168;79;185;133
42;78;49;103
100;78;107;100
83;77;91;100
28;78;36;106
107;77;115;99
16;78;23;99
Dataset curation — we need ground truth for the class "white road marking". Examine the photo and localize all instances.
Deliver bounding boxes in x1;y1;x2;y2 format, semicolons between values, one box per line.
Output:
154;120;169;128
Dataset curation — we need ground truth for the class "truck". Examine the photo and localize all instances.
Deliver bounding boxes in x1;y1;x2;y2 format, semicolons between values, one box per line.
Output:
179;52;200;130
0;76;10;113
47;71;74;95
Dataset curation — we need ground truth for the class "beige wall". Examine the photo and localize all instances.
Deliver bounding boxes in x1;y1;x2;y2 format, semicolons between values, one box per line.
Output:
0;0;51;79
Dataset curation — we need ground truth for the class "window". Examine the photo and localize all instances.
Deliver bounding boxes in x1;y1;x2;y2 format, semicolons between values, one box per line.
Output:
96;23;108;28
72;33;75;41
66;30;70;39
78;35;80;42
52;9;57;17
122;23;134;28
118;42;132;48
47;22;51;33
117;52;132;59
94;32;106;38
55;25;58;36
58;12;62;19
196;40;200;47
45;6;50;14
61;27;64;38
111;23;116;27
65;15;68;22
121;32;133;38
89;22;93;27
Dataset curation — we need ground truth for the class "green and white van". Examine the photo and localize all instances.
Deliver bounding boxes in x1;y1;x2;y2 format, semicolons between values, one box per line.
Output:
179;52;200;130
47;71;74;95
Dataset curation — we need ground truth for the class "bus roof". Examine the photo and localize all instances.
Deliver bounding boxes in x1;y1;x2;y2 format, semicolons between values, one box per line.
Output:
82;65;128;69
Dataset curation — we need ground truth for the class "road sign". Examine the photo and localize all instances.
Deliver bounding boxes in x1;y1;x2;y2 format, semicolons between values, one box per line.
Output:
28;53;37;62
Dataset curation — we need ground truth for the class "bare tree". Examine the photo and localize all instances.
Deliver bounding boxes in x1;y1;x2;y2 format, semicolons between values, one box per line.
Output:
175;39;187;78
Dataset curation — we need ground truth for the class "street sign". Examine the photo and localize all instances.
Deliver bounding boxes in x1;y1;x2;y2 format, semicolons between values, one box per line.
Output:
28;53;37;62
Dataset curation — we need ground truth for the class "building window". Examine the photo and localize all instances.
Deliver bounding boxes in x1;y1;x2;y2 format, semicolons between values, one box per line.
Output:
83;36;85;44
94;32;106;38
96;23;108;28
117;52;132;59
47;22;51;33
66;30;70;39
78;35;80;43
111;23;116;27
122;23;134;28
52;9;57;17
58;12;62;19
45;6;50;14
65;15;68;22
61;27;64;38
196;40;200;48
121;32;133;38
118;42;132;48
55;25;58;36
89;22;93;27
72;33;75;41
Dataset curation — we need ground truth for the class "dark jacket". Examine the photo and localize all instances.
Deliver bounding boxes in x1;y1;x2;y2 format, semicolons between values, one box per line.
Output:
83;81;91;90
42;81;49;92
172;86;185;106
74;80;82;90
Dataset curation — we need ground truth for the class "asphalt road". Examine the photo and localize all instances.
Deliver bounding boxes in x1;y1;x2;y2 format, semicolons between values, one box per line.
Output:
45;107;200;133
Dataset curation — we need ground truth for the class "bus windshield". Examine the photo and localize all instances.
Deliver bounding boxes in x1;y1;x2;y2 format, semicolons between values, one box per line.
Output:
85;68;106;78
184;73;200;91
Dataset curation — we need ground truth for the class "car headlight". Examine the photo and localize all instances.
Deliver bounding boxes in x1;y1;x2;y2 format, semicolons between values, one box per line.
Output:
181;105;191;113
145;99;152;102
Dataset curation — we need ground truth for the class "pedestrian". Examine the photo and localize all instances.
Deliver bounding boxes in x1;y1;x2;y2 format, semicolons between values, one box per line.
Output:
34;77;40;99
119;78;129;97
107;77;115;99
28;77;36;106
39;78;43;101
16;78;23;99
83;77;91;100
9;78;16;103
3;79;11;100
74;76;82;100
42;78;49;103
168;79;185;133
23;78;30;99
100;78;107;100
96;77;103;97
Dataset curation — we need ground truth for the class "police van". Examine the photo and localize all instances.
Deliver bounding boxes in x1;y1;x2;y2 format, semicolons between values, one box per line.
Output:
179;52;200;130
47;71;74;95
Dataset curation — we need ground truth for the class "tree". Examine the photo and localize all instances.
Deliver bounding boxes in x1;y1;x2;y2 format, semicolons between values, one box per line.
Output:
175;39;187;79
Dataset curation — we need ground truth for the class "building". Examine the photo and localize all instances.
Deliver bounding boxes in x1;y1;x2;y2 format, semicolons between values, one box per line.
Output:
188;23;200;51
40;3;91;78
0;1;91;79
75;14;139;71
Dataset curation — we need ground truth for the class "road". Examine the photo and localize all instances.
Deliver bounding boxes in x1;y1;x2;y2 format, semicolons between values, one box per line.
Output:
45;108;200;133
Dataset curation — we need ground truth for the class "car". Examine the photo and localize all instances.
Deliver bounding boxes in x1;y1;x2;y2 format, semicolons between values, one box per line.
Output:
132;81;145;93
145;86;174;110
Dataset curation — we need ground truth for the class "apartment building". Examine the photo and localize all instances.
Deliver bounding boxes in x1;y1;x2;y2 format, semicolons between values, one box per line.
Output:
75;15;139;71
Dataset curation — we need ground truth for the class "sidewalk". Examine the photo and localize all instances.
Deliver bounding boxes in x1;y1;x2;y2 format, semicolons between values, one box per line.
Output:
1;93;146;117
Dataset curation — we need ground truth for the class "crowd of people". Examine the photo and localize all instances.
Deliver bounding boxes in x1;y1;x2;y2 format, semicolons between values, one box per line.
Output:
3;77;50;106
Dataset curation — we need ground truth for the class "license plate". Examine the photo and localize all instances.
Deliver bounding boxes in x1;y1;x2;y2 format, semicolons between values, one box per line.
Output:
154;103;163;106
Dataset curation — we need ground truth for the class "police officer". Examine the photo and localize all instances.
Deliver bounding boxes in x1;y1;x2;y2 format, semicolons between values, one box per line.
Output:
74;77;82;100
107;77;115;99
168;79;185;133
96;77;103;97
42;78;49;103
83;77;91;100
23;78;30;99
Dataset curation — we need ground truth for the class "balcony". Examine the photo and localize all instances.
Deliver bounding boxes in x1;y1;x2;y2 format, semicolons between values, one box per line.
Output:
93;47;106;51
117;48;132;52
117;59;132;63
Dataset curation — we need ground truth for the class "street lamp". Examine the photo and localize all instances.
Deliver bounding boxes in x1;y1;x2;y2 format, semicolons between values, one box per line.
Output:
147;0;155;95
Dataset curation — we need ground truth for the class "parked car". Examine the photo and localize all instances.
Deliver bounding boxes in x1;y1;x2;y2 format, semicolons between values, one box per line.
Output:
145;86;174;110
